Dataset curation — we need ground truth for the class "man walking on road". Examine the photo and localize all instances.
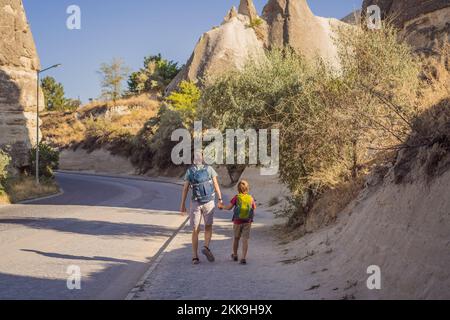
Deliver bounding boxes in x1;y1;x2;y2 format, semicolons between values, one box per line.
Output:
180;152;223;265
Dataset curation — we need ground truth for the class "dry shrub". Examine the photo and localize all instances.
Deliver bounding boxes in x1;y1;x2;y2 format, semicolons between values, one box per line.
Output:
0;192;9;204
202;23;423;234
394;98;450;183
418;40;450;108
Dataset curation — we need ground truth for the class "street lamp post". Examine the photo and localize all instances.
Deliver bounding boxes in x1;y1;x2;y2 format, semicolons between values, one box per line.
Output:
36;64;61;184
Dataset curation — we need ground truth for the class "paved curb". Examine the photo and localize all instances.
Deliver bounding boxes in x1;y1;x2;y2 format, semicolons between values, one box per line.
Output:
125;216;190;300
18;188;65;205
57;170;185;187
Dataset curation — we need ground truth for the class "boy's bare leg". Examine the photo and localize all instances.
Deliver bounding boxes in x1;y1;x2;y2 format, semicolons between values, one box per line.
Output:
233;238;240;256
192;227;201;258
241;238;249;260
205;225;213;248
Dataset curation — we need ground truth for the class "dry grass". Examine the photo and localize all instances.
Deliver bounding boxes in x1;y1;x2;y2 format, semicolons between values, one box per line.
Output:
5;177;60;204
394;98;450;183
0;192;9;204
80;94;160;116
41;112;86;148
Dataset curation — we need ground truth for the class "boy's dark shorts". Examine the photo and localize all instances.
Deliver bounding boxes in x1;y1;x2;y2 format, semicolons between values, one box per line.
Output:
234;223;252;240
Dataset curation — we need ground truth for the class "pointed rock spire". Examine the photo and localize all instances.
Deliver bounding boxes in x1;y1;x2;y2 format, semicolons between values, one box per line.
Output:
238;0;259;21
223;6;238;23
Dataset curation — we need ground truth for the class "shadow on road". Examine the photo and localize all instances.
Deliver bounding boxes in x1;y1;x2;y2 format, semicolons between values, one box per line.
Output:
0;257;149;300
21;249;133;264
0;217;176;238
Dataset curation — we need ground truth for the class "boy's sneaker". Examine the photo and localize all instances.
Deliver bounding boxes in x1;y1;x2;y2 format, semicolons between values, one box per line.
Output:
231;254;238;262
202;246;215;262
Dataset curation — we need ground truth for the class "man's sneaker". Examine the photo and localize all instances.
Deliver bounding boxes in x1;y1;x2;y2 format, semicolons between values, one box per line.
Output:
231;254;238;262
202;246;215;262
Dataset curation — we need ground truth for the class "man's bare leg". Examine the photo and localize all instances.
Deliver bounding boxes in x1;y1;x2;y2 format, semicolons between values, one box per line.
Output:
204;225;213;248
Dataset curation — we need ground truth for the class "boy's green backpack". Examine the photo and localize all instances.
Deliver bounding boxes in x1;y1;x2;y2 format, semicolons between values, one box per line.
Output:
233;194;255;222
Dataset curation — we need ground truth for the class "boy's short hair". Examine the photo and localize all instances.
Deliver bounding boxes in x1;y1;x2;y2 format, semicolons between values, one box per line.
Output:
238;180;250;194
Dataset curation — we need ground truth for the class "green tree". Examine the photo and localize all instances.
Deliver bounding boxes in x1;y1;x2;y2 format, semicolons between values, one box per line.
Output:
127;54;180;95
41;76;67;111
98;58;130;103
30;143;60;178
64;98;82;111
201;24;421;207
166;81;201;127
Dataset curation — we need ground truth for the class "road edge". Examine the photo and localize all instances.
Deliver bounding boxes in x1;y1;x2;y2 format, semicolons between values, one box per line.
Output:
57;170;185;186
125;216;190;300
18;188;65;205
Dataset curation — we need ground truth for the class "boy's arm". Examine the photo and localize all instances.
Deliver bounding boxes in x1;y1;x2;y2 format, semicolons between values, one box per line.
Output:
220;195;235;211
222;203;234;211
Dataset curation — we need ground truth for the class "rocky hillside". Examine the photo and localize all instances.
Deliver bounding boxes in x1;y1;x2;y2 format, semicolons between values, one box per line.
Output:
362;0;450;57
167;0;346;92
0;0;43;171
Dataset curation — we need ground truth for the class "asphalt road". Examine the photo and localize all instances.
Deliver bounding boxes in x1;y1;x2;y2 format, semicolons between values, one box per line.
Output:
0;172;187;300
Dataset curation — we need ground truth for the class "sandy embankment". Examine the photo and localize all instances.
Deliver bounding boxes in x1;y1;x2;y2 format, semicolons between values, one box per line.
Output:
280;168;450;299
59;149;137;175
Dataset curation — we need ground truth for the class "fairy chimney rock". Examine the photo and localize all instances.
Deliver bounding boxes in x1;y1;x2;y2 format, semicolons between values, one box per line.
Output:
0;0;44;169
238;0;259;21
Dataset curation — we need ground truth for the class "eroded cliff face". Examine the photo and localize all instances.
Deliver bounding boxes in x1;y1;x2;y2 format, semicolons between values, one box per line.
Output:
0;0;43;170
362;0;450;56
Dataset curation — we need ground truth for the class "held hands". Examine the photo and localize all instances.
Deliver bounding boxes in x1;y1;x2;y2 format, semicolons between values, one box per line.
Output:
218;201;224;210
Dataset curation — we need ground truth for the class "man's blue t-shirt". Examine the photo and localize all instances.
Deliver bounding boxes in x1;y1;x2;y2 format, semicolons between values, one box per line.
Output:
184;165;218;202
184;165;218;182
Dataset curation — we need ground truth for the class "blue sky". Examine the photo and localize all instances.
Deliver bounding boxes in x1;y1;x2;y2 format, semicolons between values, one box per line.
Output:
23;0;362;103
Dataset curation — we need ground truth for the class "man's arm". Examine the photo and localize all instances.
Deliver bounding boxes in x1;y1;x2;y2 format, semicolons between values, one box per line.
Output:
213;176;223;205
180;182;189;215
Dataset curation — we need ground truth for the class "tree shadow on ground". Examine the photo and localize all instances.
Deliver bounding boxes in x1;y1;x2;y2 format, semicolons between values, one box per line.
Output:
0;255;150;300
21;249;133;264
0;217;176;237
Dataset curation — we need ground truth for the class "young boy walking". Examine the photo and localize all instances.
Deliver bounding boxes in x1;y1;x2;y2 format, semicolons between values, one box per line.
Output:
219;180;256;265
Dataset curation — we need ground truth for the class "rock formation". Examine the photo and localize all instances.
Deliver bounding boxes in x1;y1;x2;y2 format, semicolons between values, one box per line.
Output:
362;0;450;56
341;10;362;25
262;0;344;65
167;0;346;93
238;0;259;22
165;0;266;93
0;0;43;170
